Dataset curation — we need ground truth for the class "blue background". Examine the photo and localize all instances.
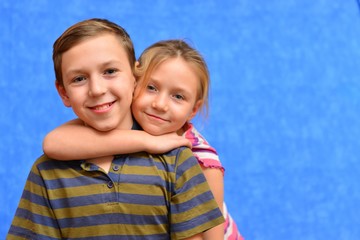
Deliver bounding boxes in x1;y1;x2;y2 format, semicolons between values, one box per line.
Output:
1;0;360;239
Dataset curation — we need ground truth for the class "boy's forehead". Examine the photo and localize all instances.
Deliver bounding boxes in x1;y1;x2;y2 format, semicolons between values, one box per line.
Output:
64;34;131;63
71;33;123;51
61;34;132;74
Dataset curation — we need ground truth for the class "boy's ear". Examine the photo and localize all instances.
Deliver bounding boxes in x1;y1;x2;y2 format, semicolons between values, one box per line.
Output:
55;80;72;107
188;100;202;121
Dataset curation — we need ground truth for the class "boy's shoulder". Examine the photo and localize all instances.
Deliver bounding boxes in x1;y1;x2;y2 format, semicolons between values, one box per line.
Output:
168;146;194;159
128;146;195;165
32;154;81;172
31;154;53;168
146;146;197;168
147;146;194;158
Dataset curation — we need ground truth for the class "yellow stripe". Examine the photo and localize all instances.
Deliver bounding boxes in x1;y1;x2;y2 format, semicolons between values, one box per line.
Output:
18;199;55;218
7;234;28;240
173;216;225;239
41;167;103;180
53;202;168;217
11;216;61;238
172;199;221;224
47;183;106;199
61;223;168;238
172;181;210;204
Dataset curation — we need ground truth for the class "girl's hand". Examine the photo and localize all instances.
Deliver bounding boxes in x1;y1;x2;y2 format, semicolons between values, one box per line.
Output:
145;132;192;153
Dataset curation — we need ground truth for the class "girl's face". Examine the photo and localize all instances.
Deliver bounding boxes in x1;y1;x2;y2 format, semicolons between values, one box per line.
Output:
132;57;201;135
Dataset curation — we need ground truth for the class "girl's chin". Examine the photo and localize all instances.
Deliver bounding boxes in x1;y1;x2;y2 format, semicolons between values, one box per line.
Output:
145;127;173;136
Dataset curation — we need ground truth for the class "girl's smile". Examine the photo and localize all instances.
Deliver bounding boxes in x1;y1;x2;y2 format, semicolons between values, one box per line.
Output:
132;57;201;136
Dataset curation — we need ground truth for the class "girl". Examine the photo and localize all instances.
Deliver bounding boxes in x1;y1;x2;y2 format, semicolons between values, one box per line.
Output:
43;39;243;240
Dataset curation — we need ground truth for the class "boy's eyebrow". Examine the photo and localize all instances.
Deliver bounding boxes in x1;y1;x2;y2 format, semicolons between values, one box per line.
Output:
63;69;83;79
64;60;127;77
101;60;126;67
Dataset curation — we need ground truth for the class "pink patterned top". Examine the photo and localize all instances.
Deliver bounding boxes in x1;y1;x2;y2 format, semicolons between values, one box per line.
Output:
183;123;244;240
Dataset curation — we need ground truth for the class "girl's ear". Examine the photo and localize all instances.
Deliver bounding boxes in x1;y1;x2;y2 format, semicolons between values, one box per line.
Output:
55;80;72;107
188;100;202;121
133;61;140;90
135;61;140;68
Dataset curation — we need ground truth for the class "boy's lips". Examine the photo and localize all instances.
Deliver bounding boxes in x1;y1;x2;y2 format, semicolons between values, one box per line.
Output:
89;101;116;112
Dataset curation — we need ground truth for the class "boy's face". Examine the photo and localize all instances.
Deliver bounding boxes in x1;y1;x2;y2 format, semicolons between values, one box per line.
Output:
132;57;201;135
56;33;135;131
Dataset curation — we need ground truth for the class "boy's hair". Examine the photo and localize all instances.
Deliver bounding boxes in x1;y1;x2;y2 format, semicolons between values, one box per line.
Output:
135;39;210;118
53;18;136;86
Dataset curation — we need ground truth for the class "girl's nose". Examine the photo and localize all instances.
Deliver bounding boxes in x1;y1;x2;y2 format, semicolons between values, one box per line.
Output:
88;77;106;97
152;94;169;111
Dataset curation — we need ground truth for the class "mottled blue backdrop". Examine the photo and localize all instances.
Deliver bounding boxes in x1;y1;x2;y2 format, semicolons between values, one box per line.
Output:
1;0;360;239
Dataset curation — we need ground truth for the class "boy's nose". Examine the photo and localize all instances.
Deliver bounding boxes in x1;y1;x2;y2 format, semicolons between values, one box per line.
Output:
88;78;106;97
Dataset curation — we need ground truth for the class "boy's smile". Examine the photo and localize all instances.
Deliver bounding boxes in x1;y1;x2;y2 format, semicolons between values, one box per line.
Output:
89;100;116;113
57;33;135;131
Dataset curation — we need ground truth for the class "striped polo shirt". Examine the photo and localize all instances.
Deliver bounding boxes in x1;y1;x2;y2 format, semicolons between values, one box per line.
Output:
8;147;224;239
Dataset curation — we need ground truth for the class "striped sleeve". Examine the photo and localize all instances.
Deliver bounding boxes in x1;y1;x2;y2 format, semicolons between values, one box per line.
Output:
7;155;62;239
170;147;224;239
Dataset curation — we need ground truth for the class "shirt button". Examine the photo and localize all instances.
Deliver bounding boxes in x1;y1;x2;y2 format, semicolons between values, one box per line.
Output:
107;181;114;189
113;165;119;171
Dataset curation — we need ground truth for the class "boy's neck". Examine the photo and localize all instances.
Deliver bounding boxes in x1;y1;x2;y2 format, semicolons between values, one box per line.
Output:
130;118;141;130
86;118;136;173
112;118;134;131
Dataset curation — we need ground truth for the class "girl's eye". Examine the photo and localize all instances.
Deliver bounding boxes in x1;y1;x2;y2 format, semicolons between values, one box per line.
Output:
147;85;157;92
173;94;184;100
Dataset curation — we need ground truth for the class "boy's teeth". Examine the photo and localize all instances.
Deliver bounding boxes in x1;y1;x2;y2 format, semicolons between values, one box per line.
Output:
94;103;111;110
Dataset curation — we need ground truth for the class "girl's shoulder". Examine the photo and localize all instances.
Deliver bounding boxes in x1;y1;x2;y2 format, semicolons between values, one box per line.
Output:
182;123;207;145
182;123;225;174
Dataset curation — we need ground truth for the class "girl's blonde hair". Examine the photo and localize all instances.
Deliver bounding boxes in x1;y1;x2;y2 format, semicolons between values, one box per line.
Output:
135;39;210;118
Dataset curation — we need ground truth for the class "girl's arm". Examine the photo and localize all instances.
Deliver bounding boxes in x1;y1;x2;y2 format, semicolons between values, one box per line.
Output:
202;167;224;240
183;233;203;240
43;119;191;160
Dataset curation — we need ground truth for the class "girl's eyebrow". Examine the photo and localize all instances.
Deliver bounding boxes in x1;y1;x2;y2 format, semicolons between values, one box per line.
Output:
174;87;192;97
147;73;195;95
148;76;159;83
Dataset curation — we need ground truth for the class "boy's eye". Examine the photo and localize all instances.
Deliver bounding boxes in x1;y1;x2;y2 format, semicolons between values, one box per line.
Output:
73;76;86;83
104;68;117;75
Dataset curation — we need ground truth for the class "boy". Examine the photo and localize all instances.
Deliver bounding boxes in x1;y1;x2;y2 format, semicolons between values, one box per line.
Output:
7;18;224;239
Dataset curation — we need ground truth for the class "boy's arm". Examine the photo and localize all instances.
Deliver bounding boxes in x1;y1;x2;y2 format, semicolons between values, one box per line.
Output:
7;157;62;239
43;119;191;160
184;124;225;239
170;148;224;239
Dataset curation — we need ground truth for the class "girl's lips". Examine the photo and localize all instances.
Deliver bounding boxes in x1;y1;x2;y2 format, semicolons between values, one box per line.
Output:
146;112;169;122
90;101;115;113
